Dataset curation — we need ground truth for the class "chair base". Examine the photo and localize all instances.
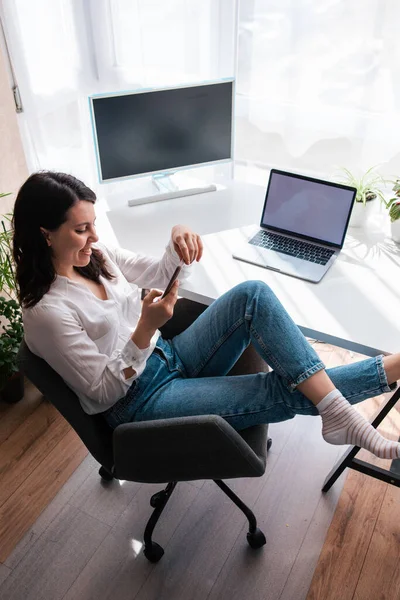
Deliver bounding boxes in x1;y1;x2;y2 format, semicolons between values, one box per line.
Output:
99;466;114;481
143;478;266;562
99;437;272;562
144;541;164;563
144;482;177;562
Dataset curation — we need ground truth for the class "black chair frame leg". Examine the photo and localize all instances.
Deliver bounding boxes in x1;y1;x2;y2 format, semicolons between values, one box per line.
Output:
214;479;266;549
143;481;177;563
98;466;114;481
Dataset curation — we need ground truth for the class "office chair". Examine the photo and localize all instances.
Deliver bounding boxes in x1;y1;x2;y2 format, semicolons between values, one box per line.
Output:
17;298;272;563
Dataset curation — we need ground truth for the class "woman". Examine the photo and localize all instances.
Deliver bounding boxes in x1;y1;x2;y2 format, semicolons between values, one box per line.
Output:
13;171;400;459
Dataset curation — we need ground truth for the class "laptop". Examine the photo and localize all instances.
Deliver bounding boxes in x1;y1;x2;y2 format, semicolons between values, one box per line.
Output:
232;169;356;283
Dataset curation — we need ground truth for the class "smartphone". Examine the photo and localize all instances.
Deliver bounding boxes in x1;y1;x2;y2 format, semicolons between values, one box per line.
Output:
161;264;182;299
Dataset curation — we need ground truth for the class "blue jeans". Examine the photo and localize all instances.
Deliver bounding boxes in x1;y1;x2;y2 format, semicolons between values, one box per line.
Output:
104;281;392;430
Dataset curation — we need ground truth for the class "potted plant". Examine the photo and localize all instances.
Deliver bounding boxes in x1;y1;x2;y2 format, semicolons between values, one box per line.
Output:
385;179;400;243
336;166;386;228
0;297;24;402
0;200;25;403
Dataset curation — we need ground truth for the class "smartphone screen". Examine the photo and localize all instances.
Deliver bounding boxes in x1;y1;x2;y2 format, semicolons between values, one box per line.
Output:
161;264;182;299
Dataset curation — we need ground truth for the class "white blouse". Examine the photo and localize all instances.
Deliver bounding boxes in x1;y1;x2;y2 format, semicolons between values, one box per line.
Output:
23;241;192;415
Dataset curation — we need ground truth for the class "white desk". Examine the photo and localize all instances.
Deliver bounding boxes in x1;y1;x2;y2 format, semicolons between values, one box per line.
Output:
102;179;400;357
102;181;265;255
179;222;400;357
101;179;400;490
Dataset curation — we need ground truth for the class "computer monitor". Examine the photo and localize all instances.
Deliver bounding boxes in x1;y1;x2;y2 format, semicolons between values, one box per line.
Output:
89;79;234;184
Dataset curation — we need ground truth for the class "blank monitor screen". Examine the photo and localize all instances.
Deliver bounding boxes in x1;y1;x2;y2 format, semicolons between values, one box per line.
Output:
261;171;356;247
91;80;233;181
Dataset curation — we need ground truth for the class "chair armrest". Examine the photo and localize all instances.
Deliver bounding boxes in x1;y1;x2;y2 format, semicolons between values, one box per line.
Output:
113;414;267;483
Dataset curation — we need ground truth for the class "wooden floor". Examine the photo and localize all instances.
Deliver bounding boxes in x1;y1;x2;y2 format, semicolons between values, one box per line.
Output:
0;381;88;562
0;344;399;600
307;355;400;600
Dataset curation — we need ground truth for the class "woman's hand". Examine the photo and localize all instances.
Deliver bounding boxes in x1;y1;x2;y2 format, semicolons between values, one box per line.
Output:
171;224;203;265
133;281;179;349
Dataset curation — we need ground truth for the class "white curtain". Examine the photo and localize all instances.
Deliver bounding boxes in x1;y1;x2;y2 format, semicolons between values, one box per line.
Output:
3;0;399;189
0;0;236;192
236;0;400;183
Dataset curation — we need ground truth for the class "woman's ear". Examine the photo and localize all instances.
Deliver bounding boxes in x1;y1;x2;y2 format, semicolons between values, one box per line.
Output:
40;227;51;246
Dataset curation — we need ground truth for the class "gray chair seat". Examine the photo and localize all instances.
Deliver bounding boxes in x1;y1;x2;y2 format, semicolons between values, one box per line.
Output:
114;415;268;483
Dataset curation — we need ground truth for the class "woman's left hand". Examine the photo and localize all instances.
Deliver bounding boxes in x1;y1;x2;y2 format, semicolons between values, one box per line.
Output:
171;225;203;265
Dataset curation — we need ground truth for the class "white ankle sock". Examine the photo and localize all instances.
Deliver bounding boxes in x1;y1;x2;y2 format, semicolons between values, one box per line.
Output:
317;389;400;459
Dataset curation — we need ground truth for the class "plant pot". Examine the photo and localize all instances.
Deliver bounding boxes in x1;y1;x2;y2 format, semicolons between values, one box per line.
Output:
0;371;24;404
349;200;374;228
391;219;400;243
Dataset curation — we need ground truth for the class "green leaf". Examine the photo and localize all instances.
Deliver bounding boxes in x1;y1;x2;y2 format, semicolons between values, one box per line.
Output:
335;166;389;206
389;200;400;222
0;294;24;373
0;212;17;295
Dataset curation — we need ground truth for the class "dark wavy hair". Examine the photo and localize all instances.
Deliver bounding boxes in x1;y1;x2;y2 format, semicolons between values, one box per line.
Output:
12;171;114;308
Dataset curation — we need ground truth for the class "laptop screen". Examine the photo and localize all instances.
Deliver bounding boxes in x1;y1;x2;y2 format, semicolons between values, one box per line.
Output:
261;171;356;247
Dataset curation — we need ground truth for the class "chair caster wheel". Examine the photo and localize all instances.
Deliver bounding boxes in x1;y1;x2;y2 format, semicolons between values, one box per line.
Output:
247;528;266;549
150;491;165;508
144;542;164;563
267;438;272;451
98;466;114;481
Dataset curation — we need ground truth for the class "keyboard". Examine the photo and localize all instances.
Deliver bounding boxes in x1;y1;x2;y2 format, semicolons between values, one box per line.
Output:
249;230;335;265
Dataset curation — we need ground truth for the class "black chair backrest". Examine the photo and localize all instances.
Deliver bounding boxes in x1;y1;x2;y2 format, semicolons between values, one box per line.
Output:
17;340;114;471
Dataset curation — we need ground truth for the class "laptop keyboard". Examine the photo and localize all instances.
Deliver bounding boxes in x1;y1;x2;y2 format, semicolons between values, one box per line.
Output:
249;230;335;265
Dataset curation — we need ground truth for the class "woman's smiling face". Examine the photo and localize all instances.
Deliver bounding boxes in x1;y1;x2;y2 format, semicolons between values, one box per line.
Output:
41;200;99;275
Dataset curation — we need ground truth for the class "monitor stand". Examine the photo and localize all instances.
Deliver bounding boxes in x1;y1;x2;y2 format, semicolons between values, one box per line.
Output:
127;173;217;207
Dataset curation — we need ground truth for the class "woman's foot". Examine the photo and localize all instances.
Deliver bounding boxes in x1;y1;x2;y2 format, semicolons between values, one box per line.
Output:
317;389;400;459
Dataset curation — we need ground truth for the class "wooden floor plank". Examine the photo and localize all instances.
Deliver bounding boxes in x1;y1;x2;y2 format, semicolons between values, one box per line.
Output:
0;503;110;600
279;470;347;600
306;470;387;600
68;463;142;527
306;352;400;599
266;417;297;456
0;380;43;446
0;562;11;586
63;481;200;600
0;401;69;507
353;485;400;600
4;454;98;570
0;428;87;562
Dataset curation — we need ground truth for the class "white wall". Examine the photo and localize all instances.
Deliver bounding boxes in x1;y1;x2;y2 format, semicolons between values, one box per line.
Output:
0;42;28;215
